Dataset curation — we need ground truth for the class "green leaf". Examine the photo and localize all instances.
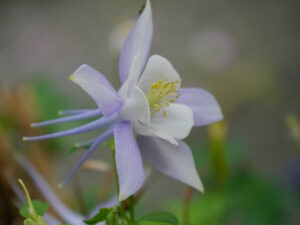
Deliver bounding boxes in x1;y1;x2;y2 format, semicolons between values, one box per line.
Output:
84;208;112;225
20;200;49;218
24;218;36;225
105;210;118;225
138;211;179;225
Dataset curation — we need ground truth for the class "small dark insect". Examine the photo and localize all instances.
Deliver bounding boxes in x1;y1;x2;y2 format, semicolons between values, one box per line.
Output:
138;3;146;15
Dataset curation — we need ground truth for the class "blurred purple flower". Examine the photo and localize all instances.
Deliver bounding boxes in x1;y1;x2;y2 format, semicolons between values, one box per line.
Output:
10;156;118;225
23;0;223;201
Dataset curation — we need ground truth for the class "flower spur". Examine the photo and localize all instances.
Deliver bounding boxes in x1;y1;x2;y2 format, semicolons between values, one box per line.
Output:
23;0;223;201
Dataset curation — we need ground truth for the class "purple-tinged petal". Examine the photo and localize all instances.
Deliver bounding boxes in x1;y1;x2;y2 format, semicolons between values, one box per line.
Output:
60;128;114;186
138;136;204;192
70;64;123;117
31;109;101;127
16;156;85;224
118;0;153;84
23;115;120;141
114;121;145;201
175;88;223;126
58;109;98;116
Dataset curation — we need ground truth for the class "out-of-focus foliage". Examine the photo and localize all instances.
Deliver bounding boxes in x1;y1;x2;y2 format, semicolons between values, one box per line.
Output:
0;80;80;224
171;169;297;225
207;121;229;186
20;200;49;219
286;114;300;152
169;133;299;225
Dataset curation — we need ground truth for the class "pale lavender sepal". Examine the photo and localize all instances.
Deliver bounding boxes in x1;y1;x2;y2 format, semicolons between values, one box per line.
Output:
23;115;119;141
71;64;123;117
175;88;223;126
60;128;114;186
16;156;85;225
31;109;101;127
114;121;145;201
137;136;204;192
118;0;153;83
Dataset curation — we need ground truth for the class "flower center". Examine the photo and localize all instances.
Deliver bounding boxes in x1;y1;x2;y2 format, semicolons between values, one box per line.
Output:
146;78;180;117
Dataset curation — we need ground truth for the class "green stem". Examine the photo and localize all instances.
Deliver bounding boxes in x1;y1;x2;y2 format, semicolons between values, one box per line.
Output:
129;195;135;223
118;204;130;223
112;148;120;195
18;179;37;220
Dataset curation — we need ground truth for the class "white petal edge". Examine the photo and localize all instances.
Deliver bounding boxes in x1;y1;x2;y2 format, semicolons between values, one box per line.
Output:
151;103;194;140
138;136;204;192
133;120;178;145
137;55;182;94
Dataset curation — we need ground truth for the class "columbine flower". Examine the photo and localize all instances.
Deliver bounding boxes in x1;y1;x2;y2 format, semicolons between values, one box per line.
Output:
10;156;118;225
23;0;223;201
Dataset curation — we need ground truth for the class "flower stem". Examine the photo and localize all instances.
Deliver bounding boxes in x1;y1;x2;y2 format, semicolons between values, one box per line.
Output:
182;186;194;225
112;145;131;224
119;203;130;223
129;195;135;223
112;148;120;195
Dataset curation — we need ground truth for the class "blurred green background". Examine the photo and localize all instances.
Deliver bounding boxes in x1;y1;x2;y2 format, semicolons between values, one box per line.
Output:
1;0;300;224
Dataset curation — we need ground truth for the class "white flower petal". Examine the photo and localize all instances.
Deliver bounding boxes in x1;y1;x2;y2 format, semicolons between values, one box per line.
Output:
138;136;204;192
133;121;178;145
151;103;194;140
120;85;150;126
138;55;182;93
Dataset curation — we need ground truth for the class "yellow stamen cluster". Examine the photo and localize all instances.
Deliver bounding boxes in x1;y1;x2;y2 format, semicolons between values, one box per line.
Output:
147;78;180;117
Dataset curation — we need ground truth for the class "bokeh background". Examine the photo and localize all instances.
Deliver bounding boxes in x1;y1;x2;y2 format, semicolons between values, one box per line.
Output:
1;0;300;224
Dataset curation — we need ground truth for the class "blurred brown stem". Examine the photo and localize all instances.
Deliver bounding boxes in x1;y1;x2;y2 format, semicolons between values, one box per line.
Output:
98;170;114;203
182;186;194;225
122;173;159;210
